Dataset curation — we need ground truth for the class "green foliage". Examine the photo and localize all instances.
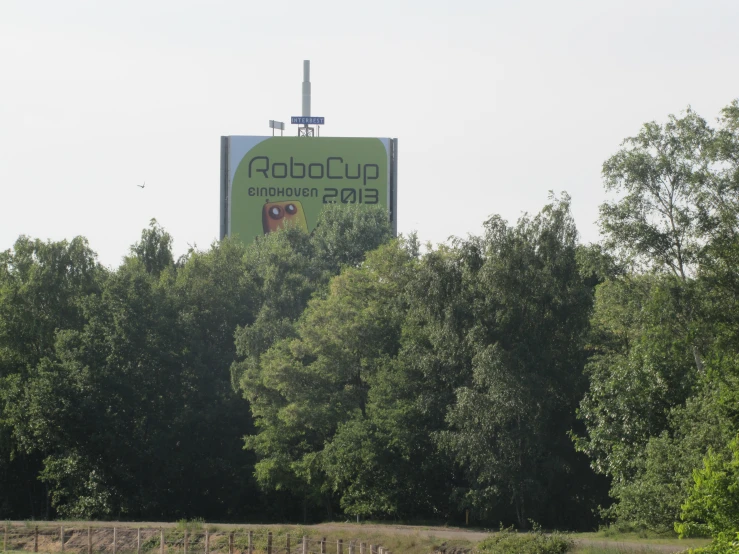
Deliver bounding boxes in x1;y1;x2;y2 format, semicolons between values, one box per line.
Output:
675;436;739;553
8;99;739;536
129;219;174;276
230;197;603;526
0;235;103;518
576;99;739;532
175;518;205;532
2;230;258;519
476;527;573;554
574;275;700;481
606;382;737;531
439;194;594;528
231;204;403;518
310;203;394;273
237;237;420;515
599;106;712;278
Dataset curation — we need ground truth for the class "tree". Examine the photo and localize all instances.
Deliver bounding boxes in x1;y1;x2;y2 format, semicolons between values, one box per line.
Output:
574;275;699;479
129;219;174;276
0;236;103;519
237;239;418;518
310;204;393;273
5;231;262;520
599;107;712;279
231;204;395;519
439;195;593;528
576;100;739;530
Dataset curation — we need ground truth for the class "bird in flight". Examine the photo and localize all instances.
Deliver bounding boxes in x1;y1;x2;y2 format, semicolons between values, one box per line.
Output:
138;182;146;189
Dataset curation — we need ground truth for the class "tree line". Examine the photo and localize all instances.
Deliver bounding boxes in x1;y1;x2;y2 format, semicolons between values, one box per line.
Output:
1;101;738;545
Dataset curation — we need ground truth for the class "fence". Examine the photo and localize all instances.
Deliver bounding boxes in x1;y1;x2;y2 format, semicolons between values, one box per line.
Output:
1;526;393;554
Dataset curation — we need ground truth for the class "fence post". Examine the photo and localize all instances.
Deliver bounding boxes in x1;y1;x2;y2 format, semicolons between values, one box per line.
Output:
337;539;343;554
33;526;38;553
160;528;164;554
286;533;290;554
359;543;365;554
137;528;141;554
321;537;326;554
229;532;234;554
60;525;64;552
369;545;374;554
87;527;92;554
3;523;7;553
302;536;307;554
248;531;253;554
348;541;354;554
205;529;209;554
184;529;188;554
113;527;117;554
267;532;272;554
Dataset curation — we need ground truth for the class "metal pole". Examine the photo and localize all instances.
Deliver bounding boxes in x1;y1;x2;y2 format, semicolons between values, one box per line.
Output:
302;60;311;120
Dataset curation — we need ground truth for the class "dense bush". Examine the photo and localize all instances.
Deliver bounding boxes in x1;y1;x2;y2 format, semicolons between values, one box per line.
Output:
476;527;573;554
676;436;739;553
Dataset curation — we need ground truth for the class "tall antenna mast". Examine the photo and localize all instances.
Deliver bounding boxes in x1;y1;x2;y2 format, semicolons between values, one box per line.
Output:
302;60;311;123
295;60;323;136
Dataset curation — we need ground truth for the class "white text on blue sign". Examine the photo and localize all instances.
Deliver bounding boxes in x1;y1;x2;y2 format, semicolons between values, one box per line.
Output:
291;117;325;125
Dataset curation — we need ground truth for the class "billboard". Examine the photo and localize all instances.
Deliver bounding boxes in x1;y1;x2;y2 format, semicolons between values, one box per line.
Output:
220;137;397;243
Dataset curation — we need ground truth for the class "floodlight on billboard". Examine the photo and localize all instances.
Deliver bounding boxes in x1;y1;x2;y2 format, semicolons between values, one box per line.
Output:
220;136;398;243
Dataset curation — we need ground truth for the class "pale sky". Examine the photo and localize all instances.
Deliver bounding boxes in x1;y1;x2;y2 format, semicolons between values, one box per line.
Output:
2;0;738;267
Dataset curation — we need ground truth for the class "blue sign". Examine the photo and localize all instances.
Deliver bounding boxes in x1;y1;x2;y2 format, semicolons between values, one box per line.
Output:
291;116;325;125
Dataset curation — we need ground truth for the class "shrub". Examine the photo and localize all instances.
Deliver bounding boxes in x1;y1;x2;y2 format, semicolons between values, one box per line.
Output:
175;518;205;533
476;527;573;554
676;436;739;553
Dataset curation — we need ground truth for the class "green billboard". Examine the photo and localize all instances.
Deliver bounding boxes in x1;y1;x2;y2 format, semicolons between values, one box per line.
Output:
220;137;398;243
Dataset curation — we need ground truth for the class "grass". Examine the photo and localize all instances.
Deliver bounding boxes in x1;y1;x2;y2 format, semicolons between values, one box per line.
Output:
572;529;709;549
572;546;672;554
1;523;473;554
174;518;204;533
1;521;713;554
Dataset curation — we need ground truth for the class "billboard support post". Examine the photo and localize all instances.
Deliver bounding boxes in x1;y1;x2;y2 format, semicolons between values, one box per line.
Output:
391;138;398;236
219;136;228;240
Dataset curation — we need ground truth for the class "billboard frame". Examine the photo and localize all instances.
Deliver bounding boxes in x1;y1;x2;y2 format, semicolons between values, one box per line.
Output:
219;136;398;241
